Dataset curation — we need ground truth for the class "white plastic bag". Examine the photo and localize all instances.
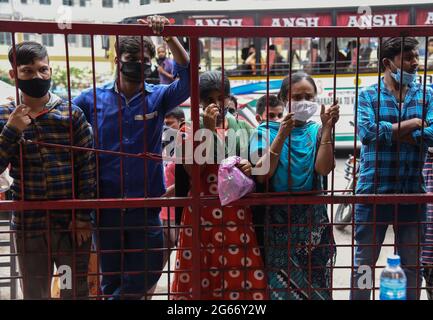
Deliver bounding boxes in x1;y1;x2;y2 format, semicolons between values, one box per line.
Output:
0;168;13;193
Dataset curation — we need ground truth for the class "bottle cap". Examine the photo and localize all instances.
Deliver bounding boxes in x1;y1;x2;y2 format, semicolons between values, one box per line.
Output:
387;254;401;267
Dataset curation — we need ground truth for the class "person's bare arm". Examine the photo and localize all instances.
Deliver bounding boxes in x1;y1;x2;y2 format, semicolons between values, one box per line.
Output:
391;118;426;140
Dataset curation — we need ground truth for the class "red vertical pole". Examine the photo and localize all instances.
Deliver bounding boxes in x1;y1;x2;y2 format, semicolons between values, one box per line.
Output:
417;36;429;299
350;36;361;299
64;33;77;299
390;37;405;300
114;35;125;300
372;37;383;300
10;31;27;297
220;37;226;299
90;34;101;299
189;36;202;299
324;36;338;300
286;36;293;299
139;36;149;300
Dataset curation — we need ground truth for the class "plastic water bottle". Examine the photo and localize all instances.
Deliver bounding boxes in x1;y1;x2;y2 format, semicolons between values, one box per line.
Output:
379;254;407;300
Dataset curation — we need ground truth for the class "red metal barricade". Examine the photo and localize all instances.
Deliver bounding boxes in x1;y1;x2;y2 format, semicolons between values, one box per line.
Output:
0;20;433;300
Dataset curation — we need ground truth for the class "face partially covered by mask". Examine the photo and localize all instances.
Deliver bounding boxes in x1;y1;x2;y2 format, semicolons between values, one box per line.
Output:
120;60;152;83
12;56;52;98
17;77;51;98
287;99;319;122
389;61;417;85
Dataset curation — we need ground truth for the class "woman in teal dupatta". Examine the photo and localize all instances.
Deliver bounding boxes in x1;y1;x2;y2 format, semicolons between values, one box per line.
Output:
250;72;340;300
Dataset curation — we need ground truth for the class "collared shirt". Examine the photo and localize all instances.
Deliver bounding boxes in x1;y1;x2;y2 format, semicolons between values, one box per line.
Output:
356;78;433;194
73;61;190;199
0;93;96;232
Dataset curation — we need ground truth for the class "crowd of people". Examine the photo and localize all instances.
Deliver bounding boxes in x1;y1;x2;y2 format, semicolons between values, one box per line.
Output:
1;14;433;300
236;38;374;76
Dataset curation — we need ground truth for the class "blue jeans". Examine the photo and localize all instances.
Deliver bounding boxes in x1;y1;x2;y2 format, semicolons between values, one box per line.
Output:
350;204;425;300
94;208;163;300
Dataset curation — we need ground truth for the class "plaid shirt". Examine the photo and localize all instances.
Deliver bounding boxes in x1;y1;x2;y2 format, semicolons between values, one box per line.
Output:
356;78;433;194
0;93;96;233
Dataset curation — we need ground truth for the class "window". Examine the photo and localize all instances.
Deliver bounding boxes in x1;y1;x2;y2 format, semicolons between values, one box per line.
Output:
81;35;91;48
0;32;12;46
102;0;113;7
21;0;28;4
39;0;51;4
23;33;32;41
0;0;9;3
140;0;150;4
62;0;73;5
119;0;129;3
68;34;78;47
42;34;54;47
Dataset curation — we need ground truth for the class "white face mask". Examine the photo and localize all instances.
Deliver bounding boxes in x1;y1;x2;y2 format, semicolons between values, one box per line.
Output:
287;100;319;122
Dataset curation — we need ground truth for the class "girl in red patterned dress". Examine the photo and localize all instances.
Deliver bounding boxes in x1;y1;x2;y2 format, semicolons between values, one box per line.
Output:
171;71;267;300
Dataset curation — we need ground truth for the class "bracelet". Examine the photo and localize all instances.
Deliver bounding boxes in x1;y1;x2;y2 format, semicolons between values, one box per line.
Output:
320;140;333;145
269;149;280;157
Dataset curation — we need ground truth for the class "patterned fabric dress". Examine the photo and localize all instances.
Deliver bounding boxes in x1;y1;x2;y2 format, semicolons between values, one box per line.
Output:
171;165;268;300
422;150;433;300
250;120;335;300
266;204;334;300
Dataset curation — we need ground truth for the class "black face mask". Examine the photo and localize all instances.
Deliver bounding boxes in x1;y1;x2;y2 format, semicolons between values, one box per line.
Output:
120;61;152;83
17;77;51;98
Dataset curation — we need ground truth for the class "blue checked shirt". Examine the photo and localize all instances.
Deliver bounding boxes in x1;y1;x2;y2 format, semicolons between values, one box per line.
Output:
356;78;433;194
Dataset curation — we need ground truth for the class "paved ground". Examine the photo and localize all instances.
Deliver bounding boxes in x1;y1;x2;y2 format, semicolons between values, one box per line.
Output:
0;156;428;300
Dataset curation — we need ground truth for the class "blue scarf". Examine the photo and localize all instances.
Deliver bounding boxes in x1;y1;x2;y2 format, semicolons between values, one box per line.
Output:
255;121;321;192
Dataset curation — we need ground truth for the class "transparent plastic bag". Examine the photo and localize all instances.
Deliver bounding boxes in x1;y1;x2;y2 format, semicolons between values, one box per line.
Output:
218;156;255;206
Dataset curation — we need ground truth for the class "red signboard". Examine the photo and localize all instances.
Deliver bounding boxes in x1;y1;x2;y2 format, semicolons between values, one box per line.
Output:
416;8;433;25
337;10;410;27
184;16;255;26
261;13;332;27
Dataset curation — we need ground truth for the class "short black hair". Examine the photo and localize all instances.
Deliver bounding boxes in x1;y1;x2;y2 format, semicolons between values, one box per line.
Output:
8;41;48;67
199;71;230;102
165;107;185;122
278;71;317;103
256;94;283;116
116;36;155;59
379;37;419;71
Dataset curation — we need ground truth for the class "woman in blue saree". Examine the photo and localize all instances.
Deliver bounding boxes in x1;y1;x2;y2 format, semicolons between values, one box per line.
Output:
250;72;340;300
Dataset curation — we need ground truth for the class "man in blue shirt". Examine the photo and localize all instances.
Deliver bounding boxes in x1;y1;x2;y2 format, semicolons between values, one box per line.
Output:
351;37;433;300
73;16;190;299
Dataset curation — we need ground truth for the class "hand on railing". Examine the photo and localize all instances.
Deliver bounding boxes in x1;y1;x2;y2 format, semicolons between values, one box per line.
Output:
137;15;170;35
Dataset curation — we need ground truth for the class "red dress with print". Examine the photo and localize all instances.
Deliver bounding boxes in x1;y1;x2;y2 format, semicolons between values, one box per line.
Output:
170;164;268;300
